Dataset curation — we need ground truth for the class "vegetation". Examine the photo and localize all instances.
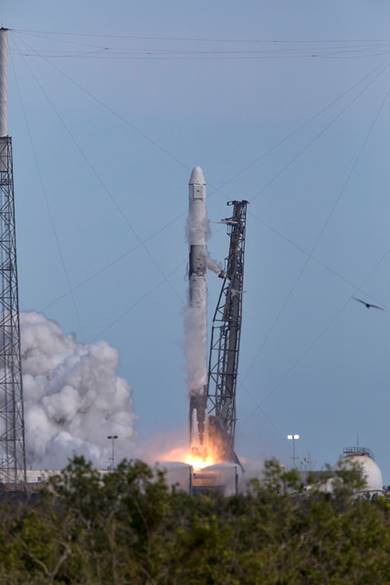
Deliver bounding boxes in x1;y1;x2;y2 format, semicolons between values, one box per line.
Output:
0;457;389;584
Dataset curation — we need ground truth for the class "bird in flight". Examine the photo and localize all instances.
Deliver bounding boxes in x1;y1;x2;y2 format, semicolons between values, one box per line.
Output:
352;297;384;311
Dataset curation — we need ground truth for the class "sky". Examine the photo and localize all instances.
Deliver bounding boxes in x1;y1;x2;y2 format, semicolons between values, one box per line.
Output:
3;0;390;478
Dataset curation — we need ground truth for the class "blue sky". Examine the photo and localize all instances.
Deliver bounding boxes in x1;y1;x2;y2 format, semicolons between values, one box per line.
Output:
4;1;390;478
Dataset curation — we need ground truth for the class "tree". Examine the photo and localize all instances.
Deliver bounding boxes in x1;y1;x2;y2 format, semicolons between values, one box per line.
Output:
0;457;388;584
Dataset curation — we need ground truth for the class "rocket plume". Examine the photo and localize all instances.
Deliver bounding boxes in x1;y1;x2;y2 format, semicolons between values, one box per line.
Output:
21;312;135;469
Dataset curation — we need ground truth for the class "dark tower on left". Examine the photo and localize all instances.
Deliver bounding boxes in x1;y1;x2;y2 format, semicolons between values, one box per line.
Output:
0;28;26;484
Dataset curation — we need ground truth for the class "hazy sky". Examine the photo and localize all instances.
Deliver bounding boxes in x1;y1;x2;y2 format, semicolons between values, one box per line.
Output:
3;1;390;478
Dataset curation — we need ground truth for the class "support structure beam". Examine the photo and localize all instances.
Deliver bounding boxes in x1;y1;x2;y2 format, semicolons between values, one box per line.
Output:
206;200;248;466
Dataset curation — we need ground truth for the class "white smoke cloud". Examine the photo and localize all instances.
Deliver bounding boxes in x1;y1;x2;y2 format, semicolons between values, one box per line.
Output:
21;312;135;469
206;255;224;276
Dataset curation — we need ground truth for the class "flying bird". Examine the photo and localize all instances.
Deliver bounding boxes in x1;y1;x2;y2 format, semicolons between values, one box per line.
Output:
352;297;384;311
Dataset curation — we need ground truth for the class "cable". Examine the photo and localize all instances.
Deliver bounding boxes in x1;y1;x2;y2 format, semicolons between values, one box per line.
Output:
13;28;390;44
242;76;390;383
240;188;390;430
210;61;389;194
236;377;287;453
18;35;388;208
11;45;390;61
15;39;390;53
15;42;184;305
250;62;390;205
10;41;84;335
20;32;386;196
12;46;390;56
41;212;185;311
14;33;389;317
15;33;190;173
94;259;184;339
28;54;385;311
248;210;371;294
12;30;390;63
240;298;354;427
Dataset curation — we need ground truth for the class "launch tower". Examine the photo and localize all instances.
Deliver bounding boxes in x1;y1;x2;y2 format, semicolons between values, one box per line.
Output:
206;200;248;465
0;28;26;484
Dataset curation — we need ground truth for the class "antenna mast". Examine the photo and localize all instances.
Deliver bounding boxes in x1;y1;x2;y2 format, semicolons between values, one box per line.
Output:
0;28;26;484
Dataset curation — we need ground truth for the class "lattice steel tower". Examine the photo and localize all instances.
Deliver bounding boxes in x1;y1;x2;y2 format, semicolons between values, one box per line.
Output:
206;200;248;466
0;28;26;484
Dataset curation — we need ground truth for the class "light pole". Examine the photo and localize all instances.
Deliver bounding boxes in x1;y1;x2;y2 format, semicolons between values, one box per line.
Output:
107;435;118;469
287;434;300;467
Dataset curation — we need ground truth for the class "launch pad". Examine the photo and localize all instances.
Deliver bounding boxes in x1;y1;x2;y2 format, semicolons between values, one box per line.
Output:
191;465;240;495
160;459;241;496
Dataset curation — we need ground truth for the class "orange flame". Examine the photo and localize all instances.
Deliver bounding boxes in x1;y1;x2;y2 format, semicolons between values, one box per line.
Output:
183;449;216;471
158;443;219;471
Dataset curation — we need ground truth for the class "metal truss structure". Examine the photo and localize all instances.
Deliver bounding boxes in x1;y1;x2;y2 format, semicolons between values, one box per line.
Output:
0;136;26;484
207;200;248;465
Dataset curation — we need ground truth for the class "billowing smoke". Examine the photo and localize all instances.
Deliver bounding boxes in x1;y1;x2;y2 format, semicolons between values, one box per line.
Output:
206;256;224;276
184;248;222;396
21;312;135;469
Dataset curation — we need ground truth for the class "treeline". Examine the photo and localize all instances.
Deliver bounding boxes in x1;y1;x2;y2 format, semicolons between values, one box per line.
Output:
0;457;389;584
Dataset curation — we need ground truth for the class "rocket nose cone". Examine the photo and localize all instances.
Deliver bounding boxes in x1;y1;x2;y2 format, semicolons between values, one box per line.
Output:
189;166;206;185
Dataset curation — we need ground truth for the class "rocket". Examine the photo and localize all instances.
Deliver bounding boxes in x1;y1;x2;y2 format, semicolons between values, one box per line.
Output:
186;166;225;454
187;166;209;451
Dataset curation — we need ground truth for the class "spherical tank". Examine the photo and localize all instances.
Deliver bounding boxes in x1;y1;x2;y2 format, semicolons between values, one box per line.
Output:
340;448;383;493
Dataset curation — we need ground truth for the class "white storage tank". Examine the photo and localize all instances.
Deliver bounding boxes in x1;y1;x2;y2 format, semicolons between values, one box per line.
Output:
339;447;383;495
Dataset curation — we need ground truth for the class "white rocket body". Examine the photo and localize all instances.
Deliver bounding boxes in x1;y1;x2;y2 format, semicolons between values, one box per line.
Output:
188;165;208;325
187;167;208;448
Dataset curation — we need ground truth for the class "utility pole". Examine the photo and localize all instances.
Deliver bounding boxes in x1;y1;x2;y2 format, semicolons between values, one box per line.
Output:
0;28;26;485
287;434;300;467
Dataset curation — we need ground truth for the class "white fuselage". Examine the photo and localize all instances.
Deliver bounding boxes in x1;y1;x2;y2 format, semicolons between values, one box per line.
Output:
187;167;208;447
187;166;208;395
